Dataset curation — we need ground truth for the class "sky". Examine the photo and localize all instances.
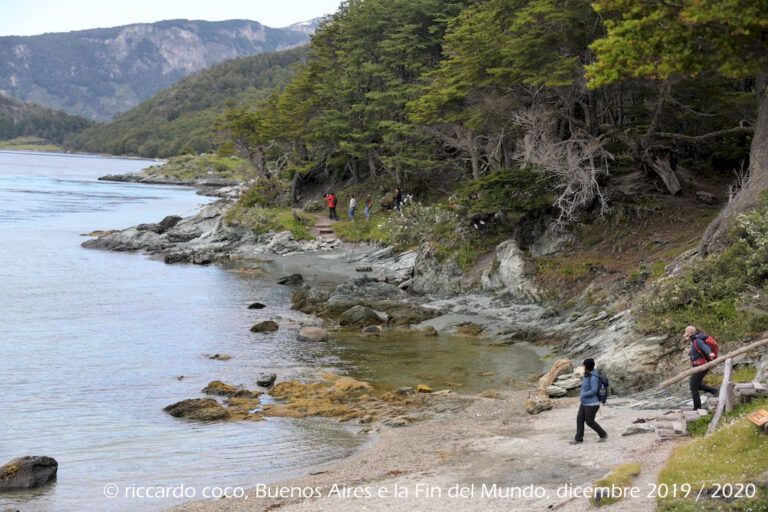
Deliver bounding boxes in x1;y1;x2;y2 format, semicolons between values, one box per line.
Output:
0;0;343;36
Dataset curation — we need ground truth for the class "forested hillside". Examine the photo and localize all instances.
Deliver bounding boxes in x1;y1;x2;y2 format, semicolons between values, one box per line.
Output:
210;0;767;343
0;95;94;144
68;47;307;157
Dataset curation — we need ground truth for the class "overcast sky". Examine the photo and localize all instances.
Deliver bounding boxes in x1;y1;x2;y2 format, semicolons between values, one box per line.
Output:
0;0;343;36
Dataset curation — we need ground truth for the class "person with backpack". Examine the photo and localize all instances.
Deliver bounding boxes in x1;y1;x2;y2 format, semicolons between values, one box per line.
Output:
327;192;338;220
394;187;403;214
685;325;719;410
570;358;608;444
348;195;357;221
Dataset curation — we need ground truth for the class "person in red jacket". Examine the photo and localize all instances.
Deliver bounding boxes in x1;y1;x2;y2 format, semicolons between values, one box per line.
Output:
326;192;338;220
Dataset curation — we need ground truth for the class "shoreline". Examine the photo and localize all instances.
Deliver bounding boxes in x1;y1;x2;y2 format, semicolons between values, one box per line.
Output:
170;391;678;512
0;146;166;162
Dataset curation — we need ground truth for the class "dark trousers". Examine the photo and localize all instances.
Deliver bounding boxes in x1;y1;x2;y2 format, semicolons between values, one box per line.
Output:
690;369;718;410
575;404;607;441
329;207;337;220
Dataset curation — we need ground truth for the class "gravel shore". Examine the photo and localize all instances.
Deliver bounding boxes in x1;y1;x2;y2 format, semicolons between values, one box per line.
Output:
170;391;679;512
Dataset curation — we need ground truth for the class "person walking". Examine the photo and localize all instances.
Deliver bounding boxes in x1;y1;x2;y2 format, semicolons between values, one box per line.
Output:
394;187;403;215
365;195;373;220
328;192;338;220
349;195;357;221
685;325;719;410
570;358;608;444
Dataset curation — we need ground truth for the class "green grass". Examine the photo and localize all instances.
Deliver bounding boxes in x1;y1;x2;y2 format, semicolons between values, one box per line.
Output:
657;398;768;511
591;463;642;507
143;153;254;181
637;202;768;344
223;205;314;241
334;211;397;246
0;136;62;152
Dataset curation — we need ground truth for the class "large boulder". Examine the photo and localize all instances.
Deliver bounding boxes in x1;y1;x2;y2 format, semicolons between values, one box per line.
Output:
339;305;383;327
291;286;331;314
251;321;279;333
257;373;277;387
164;398;229;421
0;456;58;490
297;327;329;342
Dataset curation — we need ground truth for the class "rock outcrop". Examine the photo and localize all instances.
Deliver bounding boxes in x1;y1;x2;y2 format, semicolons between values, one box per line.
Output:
481;240;540;302
0;456;58;490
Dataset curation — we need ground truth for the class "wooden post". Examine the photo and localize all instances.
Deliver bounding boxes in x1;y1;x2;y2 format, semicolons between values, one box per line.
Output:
659;337;768;389
708;358;733;435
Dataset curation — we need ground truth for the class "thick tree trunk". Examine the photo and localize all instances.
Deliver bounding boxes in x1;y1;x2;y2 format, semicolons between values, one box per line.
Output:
347;159;360;184
289;171;300;204
470;147;481;180
700;72;768;256
368;150;377;178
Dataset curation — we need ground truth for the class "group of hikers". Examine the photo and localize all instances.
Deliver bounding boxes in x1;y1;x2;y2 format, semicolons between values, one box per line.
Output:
570;325;720;444
323;187;404;221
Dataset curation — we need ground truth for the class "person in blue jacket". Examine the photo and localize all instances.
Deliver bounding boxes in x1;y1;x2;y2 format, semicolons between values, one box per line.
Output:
570;358;608;444
685;325;718;410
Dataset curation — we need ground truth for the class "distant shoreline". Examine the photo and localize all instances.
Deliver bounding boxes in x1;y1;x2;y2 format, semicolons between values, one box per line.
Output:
0;146;165;163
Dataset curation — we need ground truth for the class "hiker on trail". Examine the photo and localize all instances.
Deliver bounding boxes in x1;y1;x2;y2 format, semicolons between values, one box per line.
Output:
327;192;338;220
570;358;608;444
349;195;357;220
365;195;373;220
685;325;719;410
394;187;403;214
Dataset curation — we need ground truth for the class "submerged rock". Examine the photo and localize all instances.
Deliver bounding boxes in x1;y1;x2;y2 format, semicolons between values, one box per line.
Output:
0;456;58;490
297;326;329;342
277;273;304;285
163;398;229;421
248;302;266;309
204;353;232;361
251;320;279;333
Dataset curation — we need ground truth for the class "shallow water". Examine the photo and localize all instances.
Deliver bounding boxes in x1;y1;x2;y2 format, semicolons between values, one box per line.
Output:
0;151;545;511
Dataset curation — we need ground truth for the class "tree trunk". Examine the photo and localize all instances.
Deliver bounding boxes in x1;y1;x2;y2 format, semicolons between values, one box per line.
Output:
347;159;360;184
289;171;300;205
395;162;404;189
700;71;768;256
368;150;378;178
470;147;481;180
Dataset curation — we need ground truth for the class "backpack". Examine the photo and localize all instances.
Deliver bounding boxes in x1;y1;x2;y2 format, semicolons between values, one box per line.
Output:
693;335;719;360
595;371;610;404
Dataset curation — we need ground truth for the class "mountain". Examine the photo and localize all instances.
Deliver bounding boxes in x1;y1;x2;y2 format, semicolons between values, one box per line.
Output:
0;19;316;121
0;95;94;143
68;46;307;157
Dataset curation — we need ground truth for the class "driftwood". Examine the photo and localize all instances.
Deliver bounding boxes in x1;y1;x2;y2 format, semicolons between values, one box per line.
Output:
658;337;768;389
643;149;681;195
707;358;733;435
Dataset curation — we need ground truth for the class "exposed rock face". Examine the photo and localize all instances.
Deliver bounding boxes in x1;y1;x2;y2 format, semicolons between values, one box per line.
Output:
0;456;58;490
529;225;574;258
251;321;278;333
481;240;540;302
296;326;329;342
411;243;468;296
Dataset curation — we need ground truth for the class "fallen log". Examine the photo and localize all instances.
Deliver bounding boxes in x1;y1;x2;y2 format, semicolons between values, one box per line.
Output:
658;337;768;389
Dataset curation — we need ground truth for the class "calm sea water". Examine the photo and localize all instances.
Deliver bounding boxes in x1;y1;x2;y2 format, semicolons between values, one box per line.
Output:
0;150;544;511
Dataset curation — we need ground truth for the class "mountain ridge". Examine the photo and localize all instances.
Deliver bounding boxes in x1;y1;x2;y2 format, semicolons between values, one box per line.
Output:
0;19;317;121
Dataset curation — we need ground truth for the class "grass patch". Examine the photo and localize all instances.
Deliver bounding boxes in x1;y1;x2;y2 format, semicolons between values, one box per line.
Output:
686;396;768;437
637;201;768;344
657;398;768;511
592;463;642;507
143;153;254;180
0;136;62;152
705;366;758;388
223;205;314;241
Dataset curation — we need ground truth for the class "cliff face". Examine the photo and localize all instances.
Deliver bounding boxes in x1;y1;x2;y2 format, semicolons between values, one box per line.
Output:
0;19;313;121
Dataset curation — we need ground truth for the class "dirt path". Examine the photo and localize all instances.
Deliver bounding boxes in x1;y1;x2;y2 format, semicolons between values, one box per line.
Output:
172;393;680;512
307;210;339;244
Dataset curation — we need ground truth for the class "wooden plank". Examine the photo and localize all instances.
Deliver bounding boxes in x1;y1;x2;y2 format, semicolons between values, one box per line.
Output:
659;337;768;389
708;358;733;435
747;409;768;427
